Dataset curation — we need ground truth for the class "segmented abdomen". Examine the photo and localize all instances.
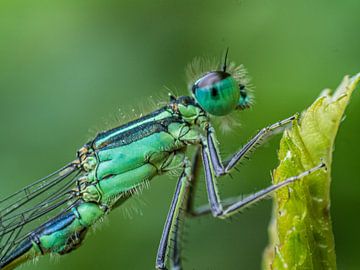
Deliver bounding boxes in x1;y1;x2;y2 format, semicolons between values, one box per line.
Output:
0;201;104;270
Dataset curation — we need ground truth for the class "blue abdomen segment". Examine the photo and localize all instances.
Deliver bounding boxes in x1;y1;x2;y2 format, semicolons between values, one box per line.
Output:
0;201;104;269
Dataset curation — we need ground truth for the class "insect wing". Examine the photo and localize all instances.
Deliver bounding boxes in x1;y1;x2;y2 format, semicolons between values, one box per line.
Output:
0;161;83;261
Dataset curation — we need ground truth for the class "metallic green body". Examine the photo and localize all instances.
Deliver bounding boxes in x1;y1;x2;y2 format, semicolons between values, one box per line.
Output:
0;57;256;270
1;97;208;269
1;55;323;270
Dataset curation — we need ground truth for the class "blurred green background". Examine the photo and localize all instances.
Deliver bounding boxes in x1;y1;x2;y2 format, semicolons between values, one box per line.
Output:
0;0;359;269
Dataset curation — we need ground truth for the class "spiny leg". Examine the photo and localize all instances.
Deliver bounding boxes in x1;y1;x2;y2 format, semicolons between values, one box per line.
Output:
185;148;202;217
160;116;321;269
159;148;325;270
184;116;296;217
184;148;268;217
185;115;298;217
156;159;192;270
201;143;326;218
185;115;308;217
185;148;243;217
161;117;325;270
208;115;297;176
169;220;182;270
161;149;205;269
163;146;224;268
166;149;204;269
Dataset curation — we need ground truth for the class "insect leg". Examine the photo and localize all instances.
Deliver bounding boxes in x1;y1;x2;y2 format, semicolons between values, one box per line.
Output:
186;195;244;217
207;115;297;176
184;116;311;217
166;147;205;269
201;144;326;218
184;148;251;217
185;147;201;217
156;158;192;270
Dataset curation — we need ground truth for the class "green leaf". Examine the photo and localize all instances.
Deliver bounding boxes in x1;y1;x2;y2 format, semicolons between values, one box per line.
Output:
262;73;360;270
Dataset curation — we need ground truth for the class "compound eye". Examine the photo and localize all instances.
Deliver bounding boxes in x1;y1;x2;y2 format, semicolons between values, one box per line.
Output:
192;71;230;93
192;71;240;116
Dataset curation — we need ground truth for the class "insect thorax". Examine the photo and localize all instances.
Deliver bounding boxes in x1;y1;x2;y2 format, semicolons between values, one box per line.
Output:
75;96;208;208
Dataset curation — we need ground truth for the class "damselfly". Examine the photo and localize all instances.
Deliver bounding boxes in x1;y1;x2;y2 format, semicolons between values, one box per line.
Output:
0;52;325;270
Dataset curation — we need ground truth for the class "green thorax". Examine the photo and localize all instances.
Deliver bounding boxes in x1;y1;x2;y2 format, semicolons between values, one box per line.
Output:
78;96;207;207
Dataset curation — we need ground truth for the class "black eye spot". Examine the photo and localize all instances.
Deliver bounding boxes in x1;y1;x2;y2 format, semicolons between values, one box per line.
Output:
211;87;218;97
239;84;247;98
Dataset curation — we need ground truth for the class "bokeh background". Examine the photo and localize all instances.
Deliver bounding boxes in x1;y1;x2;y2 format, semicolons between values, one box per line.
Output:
0;1;359;269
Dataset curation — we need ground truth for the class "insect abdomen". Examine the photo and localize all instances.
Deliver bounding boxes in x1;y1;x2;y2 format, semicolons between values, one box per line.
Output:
0;202;104;269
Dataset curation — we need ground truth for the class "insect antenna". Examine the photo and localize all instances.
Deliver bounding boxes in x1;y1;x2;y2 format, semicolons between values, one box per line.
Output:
222;47;230;72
